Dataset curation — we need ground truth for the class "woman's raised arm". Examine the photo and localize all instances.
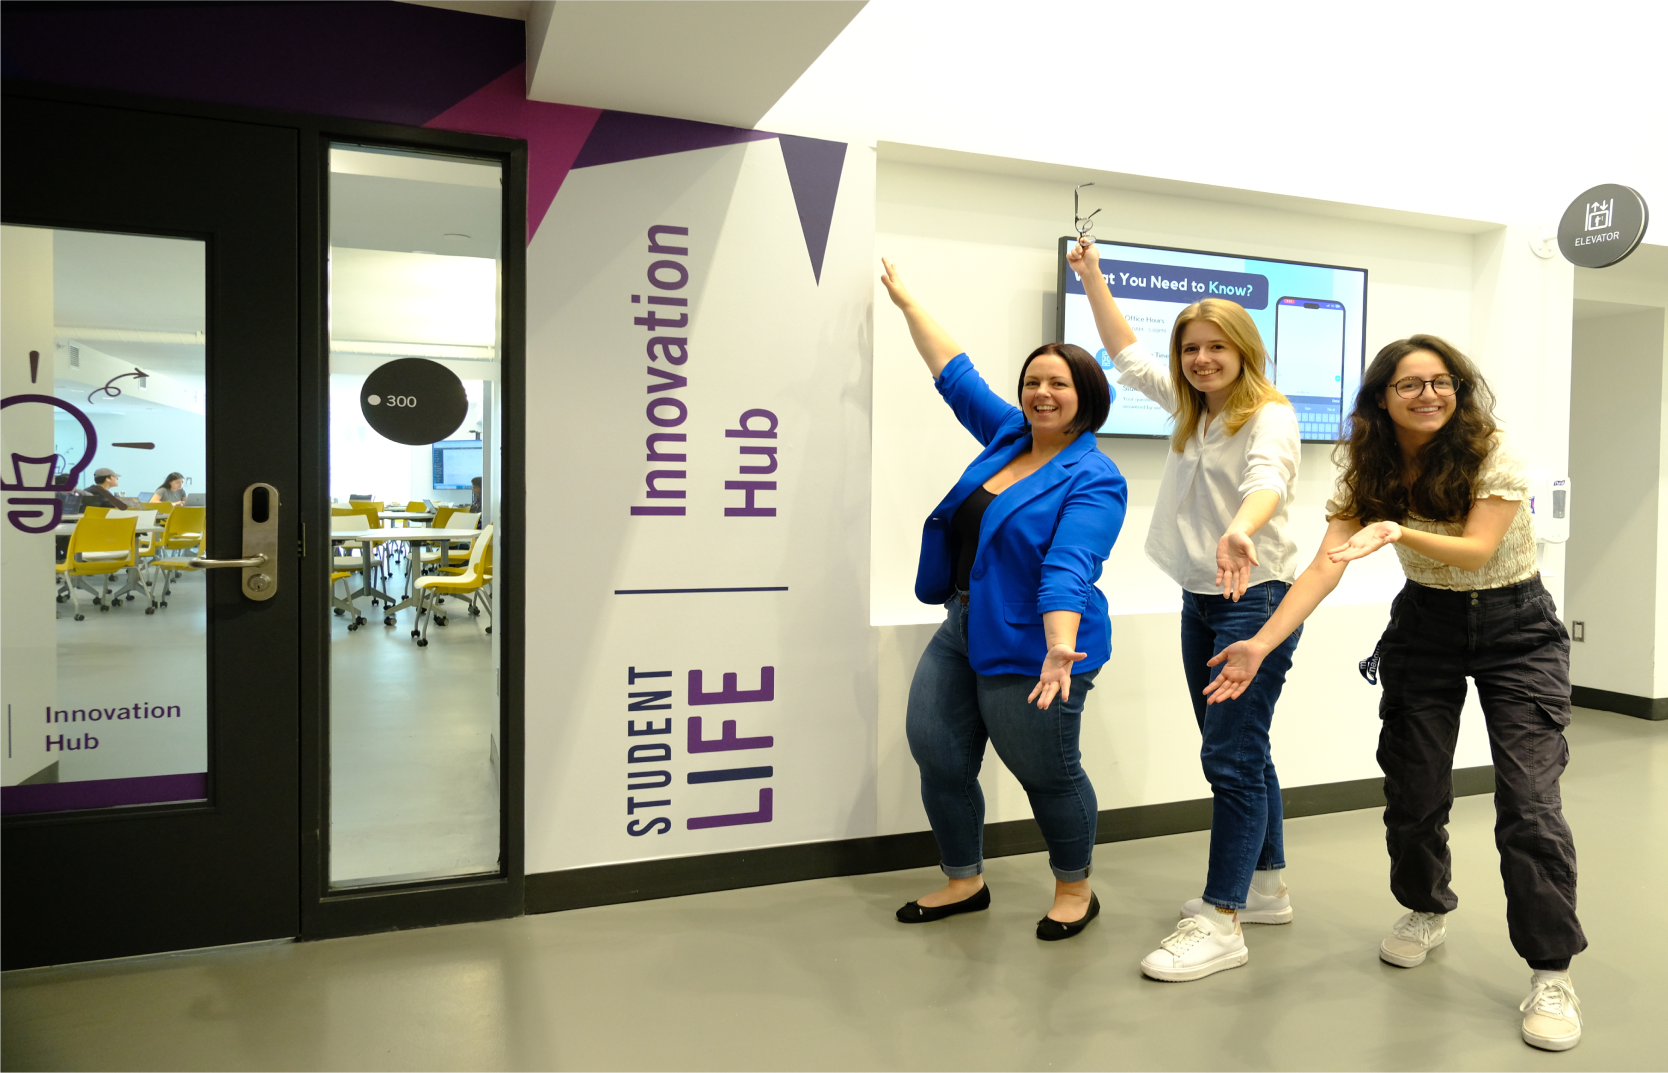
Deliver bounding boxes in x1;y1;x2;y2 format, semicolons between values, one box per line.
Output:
881;258;962;378
1066;238;1138;357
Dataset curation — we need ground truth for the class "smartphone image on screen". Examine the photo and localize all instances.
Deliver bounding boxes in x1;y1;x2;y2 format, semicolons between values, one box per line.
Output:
1273;297;1347;441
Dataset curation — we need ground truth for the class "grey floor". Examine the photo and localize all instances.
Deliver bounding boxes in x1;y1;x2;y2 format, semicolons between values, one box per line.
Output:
328;549;499;887
4;706;1663;1072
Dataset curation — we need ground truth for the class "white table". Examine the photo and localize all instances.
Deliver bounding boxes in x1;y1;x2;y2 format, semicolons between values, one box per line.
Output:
333;527;484;625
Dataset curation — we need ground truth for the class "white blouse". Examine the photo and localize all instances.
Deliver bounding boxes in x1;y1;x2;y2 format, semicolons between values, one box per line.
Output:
1327;431;1537;591
1111;343;1303;595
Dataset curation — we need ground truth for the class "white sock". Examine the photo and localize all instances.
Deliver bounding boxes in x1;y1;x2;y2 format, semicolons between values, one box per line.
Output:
1202;903;1238;931
1250;868;1284;897
1532;969;1573;986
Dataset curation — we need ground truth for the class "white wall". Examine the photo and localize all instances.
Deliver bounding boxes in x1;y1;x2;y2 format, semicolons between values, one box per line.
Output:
762;1;1668;238
1564;245;1668;700
1567;308;1666;697
869;156;1581;830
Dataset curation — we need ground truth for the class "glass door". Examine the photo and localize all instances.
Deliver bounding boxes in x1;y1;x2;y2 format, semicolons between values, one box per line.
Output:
324;145;504;889
2;94;302;969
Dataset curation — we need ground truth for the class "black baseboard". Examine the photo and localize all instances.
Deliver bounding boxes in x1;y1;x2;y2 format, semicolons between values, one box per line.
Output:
526;766;1495;915
1571;685;1668;721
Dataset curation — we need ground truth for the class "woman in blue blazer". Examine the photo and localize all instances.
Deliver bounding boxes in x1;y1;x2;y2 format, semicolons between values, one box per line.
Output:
881;258;1128;940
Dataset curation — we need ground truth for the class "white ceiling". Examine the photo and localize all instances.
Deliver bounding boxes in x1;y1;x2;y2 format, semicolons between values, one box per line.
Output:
398;1;1664;241
526;1;866;127
759;0;1668;240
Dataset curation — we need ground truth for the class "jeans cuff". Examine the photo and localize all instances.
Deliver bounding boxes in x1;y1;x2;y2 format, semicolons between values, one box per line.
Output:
1202;894;1245;911
1050;862;1091;883
940;861;982;879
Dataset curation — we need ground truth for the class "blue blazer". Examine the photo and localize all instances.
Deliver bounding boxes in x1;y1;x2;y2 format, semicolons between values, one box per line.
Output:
916;355;1128;676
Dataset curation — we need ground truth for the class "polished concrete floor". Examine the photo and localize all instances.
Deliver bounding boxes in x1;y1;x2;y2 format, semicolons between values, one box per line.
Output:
4;706;1663;1071
328;549;499;887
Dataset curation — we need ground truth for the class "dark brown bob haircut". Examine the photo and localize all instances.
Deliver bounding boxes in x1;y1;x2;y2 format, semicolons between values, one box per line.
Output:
1329;334;1498;525
1017;343;1111;436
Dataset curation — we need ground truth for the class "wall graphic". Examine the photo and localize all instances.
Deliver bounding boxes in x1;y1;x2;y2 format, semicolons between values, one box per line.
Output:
4;4;879;870
522;122;875;872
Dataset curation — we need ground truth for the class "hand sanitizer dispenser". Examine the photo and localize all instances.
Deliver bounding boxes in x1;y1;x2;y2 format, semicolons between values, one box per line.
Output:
1529;476;1571;543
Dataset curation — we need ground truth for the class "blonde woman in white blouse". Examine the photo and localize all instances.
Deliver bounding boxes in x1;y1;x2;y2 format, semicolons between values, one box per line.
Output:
1068;238;1302;983
1206;335;1586;1053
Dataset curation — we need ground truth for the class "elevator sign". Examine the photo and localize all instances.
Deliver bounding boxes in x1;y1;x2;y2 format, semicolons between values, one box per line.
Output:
360;358;468;445
1557;184;1649;268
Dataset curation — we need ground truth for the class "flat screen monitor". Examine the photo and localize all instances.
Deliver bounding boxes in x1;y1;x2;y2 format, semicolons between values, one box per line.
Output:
431;438;482;489
1057;238;1368;442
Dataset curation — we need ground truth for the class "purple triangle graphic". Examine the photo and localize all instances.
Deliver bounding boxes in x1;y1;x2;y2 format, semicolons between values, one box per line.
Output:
571;111;776;170
778;136;847;284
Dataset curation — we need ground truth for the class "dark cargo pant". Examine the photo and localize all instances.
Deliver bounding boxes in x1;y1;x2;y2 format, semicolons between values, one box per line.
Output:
1375;576;1587;965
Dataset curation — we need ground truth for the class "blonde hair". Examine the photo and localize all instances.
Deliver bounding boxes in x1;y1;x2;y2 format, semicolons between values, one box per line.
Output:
1167;298;1288;452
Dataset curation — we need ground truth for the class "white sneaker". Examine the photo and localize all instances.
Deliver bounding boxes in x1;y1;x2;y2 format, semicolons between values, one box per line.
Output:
1520;976;1582;1051
1181;886;1292;925
1140;912;1249;982
1379;911;1446;967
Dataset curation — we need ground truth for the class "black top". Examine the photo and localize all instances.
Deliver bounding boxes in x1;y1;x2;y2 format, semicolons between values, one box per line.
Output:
952;484;998;592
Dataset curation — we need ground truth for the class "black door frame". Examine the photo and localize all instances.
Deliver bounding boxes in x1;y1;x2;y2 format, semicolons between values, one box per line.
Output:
1;79;528;952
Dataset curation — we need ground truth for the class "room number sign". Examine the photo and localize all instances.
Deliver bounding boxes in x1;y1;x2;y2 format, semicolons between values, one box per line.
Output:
360;358;468;445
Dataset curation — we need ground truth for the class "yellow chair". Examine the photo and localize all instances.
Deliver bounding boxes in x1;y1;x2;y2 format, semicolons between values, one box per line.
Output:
329;512;374;625
410;524;492;647
56;514;146;619
109;508;159;557
419;511;478;573
330;569;364;629
150;506;207;608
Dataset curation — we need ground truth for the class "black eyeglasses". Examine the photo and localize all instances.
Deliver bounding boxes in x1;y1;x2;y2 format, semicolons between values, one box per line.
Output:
1074;182;1100;238
1392;375;1460;398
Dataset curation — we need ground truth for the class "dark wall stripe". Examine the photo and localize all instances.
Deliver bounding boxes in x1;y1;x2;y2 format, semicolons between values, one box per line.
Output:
526;766;1495;914
1571;685;1668;721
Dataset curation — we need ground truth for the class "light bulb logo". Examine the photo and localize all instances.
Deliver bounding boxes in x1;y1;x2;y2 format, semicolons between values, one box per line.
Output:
1;393;99;534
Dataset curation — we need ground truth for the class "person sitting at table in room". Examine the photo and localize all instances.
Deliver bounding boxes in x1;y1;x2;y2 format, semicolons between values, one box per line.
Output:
80;467;126;510
150;472;188;503
469;476;482;514
879;256;1127;941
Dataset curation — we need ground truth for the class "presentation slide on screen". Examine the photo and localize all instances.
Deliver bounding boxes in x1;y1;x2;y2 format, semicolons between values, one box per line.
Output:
1060;240;1367;441
432;440;482;489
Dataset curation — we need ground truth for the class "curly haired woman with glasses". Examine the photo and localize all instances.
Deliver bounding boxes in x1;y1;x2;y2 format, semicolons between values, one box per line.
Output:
1206;335;1586;1052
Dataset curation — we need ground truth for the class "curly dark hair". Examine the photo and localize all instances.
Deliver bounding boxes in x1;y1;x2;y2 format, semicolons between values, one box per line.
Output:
1329;335;1497;524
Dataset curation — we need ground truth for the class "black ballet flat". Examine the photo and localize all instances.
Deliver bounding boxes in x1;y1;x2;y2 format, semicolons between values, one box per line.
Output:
895;883;991;923
1036;891;1100;941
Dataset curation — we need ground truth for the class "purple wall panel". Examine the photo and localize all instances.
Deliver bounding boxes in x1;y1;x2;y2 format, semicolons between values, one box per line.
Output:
0;1;523;128
424;65;601;245
778;135;848;283
570;111;775;170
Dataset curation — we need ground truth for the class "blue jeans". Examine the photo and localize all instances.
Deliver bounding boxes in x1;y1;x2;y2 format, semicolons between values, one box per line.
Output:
906;597;1101;882
1180;581;1302;909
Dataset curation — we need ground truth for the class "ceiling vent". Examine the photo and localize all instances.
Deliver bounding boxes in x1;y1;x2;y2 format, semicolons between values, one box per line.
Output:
69;345;79;368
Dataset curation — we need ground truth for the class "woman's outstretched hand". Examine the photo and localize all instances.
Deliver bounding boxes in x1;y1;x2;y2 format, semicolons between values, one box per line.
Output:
1215;531;1259;601
1028;643;1086;709
880;258;917;310
1202;639;1269;705
1065;235;1100;278
1328;520;1401;563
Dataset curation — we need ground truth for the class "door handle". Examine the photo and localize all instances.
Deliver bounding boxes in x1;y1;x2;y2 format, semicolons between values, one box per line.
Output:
191;483;280;600
190;554;267;568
